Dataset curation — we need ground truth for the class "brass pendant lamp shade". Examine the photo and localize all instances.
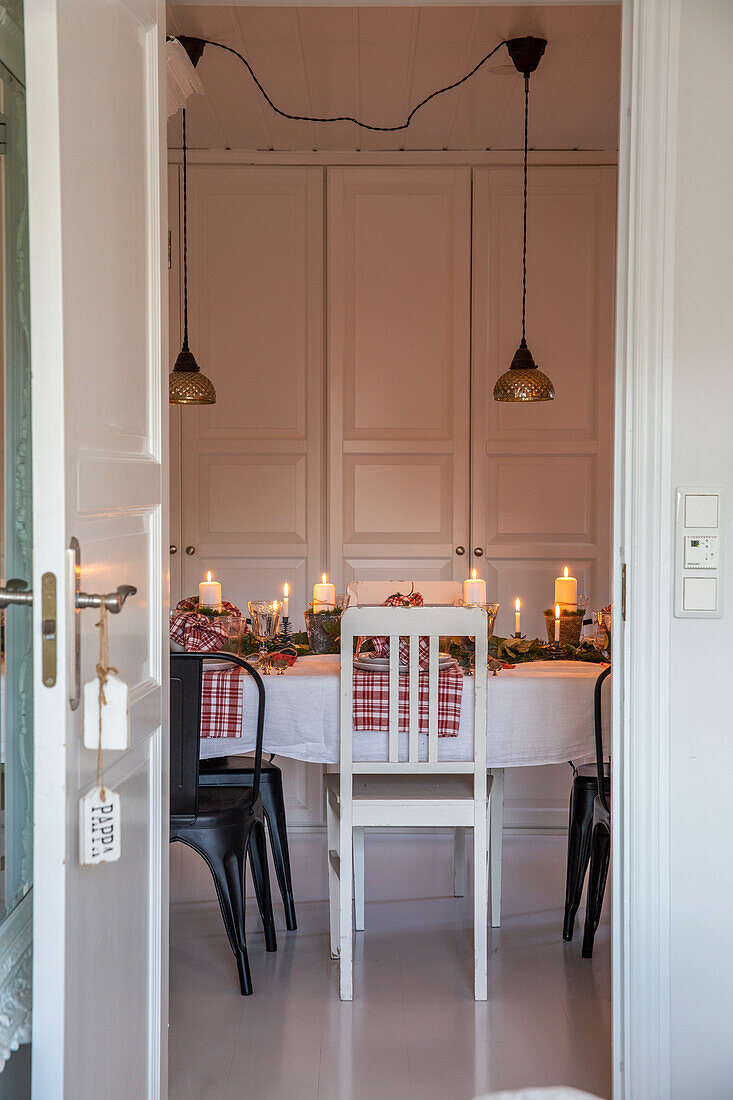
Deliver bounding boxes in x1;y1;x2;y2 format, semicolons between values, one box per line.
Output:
169;108;216;405
493;37;554;403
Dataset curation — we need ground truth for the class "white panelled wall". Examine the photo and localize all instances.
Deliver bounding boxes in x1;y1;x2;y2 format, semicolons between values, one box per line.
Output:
169;158;615;839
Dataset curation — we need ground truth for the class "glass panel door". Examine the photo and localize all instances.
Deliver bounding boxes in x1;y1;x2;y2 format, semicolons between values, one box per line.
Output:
0;3;33;1088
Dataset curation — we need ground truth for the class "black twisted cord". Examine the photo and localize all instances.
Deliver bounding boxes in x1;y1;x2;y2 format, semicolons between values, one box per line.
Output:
521;75;529;344
187;37;508;133
182;108;189;350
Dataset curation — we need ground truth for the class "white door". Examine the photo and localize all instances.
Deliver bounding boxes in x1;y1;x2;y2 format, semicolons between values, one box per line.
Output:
25;3;167;1097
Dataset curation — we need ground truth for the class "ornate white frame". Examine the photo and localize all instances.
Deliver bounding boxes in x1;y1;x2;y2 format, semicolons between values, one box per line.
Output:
0;891;31;1069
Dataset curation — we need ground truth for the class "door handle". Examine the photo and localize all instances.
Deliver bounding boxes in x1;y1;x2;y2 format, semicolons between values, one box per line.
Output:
455;546;466;556
473;548;484;557
170;544;178;554
185;545;196;556
67;536;137;711
0;578;33;608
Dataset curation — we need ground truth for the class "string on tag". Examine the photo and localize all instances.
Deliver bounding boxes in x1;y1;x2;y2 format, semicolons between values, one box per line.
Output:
95;601;118;800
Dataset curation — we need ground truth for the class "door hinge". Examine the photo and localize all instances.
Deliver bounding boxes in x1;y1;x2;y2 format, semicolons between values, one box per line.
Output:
622;563;627;622
168;229;172;269
0;116;6;156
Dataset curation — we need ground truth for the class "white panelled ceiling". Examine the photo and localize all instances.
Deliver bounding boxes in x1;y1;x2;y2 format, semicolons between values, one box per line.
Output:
167;5;621;152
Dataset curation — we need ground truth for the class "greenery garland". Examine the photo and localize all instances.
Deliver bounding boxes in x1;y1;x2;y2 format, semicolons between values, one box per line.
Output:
237;629;609;666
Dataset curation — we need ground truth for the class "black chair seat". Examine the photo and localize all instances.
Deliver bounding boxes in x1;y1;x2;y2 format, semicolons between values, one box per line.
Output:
186;786;257;825
200;756;297;931
170;653;277;995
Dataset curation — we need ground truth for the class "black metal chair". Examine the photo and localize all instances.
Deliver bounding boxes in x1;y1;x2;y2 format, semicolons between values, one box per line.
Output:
200;756;297;931
562;664;611;950
170;653;277;995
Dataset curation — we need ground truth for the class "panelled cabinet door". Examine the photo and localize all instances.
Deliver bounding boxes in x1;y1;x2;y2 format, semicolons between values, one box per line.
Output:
175;166;325;828
471;166;617;642
179;166;324;617
471;166;616;831
328;167;472;590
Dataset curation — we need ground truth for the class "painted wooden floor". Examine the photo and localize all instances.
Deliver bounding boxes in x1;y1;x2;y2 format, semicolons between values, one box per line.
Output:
169;831;611;1100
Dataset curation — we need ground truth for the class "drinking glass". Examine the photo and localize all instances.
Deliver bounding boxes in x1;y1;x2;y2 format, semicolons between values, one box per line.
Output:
248;600;282;673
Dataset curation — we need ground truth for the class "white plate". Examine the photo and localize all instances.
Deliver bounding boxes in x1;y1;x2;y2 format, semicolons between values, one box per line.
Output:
354;654;456;673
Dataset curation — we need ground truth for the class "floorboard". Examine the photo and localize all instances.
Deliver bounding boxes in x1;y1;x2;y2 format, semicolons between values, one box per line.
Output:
169;831;611;1100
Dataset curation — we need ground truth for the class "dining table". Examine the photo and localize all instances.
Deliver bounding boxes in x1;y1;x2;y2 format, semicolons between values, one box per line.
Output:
198;654;610;767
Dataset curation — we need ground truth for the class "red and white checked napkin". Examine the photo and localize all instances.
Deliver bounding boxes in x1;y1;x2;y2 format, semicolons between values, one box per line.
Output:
169;596;243;654
201;665;243;738
353;663;463;738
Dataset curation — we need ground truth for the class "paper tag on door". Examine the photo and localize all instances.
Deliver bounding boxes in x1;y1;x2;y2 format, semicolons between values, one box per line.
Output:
83;671;130;750
80;787;121;865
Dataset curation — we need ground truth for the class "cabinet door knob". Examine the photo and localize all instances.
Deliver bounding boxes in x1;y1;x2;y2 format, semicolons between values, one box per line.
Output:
455;546;465;556
185;546;196;556
170;545;178;555
474;547;484;557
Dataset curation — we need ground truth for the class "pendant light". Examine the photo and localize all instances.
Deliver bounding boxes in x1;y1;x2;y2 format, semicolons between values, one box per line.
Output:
493;37;554;403
169;107;216;405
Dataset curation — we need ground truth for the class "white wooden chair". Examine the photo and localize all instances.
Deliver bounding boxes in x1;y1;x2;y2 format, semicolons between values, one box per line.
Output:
345;579;505;927
325;604;491;1000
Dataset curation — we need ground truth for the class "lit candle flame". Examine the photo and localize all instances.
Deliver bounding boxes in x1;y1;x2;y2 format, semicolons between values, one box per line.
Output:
283;582;289;598
515;597;521;612
206;571;212;583
563;565;569;578
321;572;327;584
471;567;477;580
555;603;560;619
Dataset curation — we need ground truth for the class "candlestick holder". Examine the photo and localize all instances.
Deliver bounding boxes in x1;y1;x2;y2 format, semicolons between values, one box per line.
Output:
512;631;526;641
278;616;292;642
545;642;566;658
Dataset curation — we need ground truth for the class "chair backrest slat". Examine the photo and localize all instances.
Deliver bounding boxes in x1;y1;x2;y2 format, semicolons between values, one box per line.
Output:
340;605;488;782
408;635;420;762
388;642;399;762
427;634;439;763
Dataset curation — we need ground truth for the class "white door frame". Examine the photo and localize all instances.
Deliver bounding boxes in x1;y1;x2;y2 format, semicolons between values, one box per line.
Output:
612;0;678;1094
162;0;680;1094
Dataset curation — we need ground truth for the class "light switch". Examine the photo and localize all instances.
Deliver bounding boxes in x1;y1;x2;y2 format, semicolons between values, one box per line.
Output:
685;494;718;528
683;577;717;612
675;486;724;618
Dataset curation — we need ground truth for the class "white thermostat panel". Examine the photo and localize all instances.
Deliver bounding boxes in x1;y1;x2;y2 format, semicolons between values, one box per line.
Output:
675;487;724;618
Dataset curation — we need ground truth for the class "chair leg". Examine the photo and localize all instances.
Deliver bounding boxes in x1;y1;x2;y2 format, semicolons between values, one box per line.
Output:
261;775;298;931
453;827;466;897
353;826;365;931
489;768;505;927
339;805;354;1001
326;786;340;960
248;820;277;953
582;822;611;958
563;782;595;941
474;803;489;1001
182;835;252;997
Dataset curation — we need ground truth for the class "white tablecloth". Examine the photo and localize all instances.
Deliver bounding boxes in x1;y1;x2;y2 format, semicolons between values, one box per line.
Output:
199;655;610;768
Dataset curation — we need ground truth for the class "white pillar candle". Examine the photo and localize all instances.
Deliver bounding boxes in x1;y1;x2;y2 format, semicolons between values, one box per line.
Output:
463;568;486;606
313;572;336;611
514;597;521;635
554;565;578;611
554;602;561;643
282;582;289;619
199;570;221;609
